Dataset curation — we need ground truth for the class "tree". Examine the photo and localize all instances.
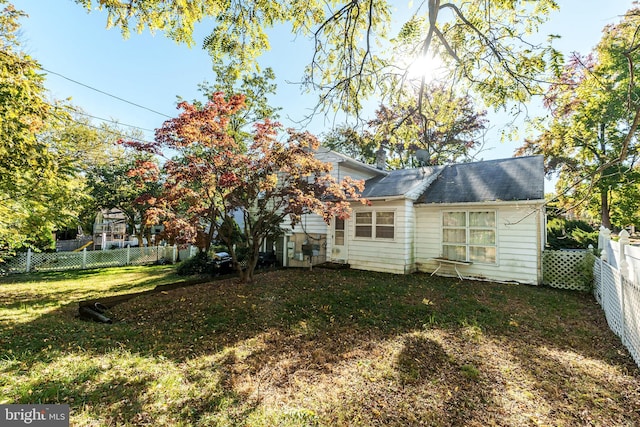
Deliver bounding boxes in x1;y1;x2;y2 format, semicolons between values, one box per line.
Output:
86;151;162;247
322;125;378;165
185;65;281;143
0;2;105;253
0;2;53;253
125;93;365;283
322;83;486;168
75;0;562;117
0;2;50;187
517;7;640;229
369;82;487;168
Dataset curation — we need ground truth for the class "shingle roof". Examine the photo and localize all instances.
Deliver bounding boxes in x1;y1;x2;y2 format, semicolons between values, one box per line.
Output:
417;155;545;204
361;166;444;199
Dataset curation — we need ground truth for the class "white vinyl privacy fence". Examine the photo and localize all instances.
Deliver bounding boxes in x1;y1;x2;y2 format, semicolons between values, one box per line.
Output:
594;228;640;369
2;245;198;274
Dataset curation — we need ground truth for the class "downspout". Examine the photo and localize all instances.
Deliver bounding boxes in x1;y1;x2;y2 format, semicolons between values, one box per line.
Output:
538;205;545;285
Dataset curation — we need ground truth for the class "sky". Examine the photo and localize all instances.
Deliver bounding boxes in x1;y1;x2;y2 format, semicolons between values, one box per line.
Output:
9;0;636;189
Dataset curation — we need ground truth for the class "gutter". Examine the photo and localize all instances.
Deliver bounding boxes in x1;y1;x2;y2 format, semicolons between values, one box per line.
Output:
414;199;546;208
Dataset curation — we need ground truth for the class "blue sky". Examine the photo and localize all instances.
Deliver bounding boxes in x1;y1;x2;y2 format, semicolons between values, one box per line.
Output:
11;0;634;172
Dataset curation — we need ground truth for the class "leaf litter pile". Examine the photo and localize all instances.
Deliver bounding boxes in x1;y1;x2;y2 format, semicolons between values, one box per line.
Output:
3;268;639;426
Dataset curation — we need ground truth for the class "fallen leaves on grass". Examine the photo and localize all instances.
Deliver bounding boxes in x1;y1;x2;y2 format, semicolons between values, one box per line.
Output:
2;268;639;426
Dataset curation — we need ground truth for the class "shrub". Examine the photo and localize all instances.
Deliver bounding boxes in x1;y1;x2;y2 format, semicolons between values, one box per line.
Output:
176;252;211;276
547;218;598;249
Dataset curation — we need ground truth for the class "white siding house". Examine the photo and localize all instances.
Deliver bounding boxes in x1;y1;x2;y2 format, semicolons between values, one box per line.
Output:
281;148;387;267
282;148;546;284
414;202;544;284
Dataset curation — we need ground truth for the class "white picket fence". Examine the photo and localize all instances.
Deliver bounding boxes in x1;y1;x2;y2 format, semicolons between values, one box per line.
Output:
593;227;640;368
1;245;198;274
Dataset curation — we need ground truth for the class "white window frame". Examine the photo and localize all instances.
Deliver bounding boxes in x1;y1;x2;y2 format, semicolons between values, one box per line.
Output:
441;210;497;265
354;210;396;240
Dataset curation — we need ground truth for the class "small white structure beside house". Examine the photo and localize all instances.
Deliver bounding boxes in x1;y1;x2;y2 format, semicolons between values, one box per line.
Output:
283;148;546;285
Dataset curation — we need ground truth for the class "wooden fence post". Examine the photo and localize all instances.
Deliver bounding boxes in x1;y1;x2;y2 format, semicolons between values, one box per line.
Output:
82;248;87;269
126;245;131;265
172;245;177;263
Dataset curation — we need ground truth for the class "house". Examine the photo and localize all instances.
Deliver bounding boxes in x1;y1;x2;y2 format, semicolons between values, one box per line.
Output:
93;209;128;250
281;148;546;285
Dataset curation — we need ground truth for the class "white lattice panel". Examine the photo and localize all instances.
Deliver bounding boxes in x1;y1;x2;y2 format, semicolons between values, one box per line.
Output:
84;250;128;268
543;250;593;291
30;252;84;271
2;245;188;274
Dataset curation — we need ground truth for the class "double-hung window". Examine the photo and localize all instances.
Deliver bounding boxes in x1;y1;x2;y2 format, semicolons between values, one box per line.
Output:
355;211;395;239
442;211;496;264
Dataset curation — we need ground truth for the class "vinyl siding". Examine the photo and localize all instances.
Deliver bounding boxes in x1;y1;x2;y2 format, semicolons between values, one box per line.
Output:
338;199;416;274
415;203;544;284
287;213;328;235
283;156;379;234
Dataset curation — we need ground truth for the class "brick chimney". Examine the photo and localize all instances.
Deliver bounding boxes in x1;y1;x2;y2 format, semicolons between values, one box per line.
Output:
375;147;386;170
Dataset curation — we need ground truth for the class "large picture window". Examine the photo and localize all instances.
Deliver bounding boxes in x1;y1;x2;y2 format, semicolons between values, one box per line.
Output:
442;211;496;264
355;211;395;239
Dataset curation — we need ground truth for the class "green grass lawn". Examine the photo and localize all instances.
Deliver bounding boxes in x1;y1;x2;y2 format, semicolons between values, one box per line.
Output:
1;266;639;426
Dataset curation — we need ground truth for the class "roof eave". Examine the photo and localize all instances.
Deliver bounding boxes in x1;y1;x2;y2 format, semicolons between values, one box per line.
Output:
415;199;546;207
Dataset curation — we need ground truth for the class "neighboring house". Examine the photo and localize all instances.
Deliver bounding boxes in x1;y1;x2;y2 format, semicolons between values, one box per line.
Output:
93;208;164;249
93;209;128;250
281;148;546;285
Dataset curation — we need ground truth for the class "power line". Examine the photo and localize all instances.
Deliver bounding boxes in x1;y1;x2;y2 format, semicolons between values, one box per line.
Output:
41;67;174;119
49;110;156;146
0;49;175;121
52;104;157;134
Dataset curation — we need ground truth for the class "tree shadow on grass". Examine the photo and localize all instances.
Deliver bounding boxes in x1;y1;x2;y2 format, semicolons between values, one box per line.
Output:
2;269;639;426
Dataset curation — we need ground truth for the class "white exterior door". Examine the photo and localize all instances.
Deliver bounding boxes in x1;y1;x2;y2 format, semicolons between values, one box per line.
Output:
332;217;348;262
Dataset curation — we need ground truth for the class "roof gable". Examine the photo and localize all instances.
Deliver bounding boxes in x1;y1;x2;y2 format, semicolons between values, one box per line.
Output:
418;155;544;204
314;146;387;179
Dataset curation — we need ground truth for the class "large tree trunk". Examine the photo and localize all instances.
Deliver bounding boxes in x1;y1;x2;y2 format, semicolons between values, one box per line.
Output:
237;246;260;284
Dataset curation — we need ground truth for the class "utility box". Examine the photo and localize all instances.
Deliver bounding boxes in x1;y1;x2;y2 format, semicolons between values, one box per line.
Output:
287;241;295;259
301;244;313;257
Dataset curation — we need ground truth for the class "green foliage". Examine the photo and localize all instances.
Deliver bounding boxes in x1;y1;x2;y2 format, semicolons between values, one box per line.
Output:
86;148;161;246
322;82;487;168
519;6;640;228
321;125;378;164
0;4;93;255
176;252;212;276
76;0;561;116
546;217;598;249
460;364;481;381
371;83;487;167
0;2;50;186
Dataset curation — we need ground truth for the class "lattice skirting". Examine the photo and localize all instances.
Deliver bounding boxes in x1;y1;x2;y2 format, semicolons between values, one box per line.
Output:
543;250;594;291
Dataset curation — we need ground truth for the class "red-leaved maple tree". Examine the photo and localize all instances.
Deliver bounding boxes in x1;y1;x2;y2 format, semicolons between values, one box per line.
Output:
124;92;365;282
